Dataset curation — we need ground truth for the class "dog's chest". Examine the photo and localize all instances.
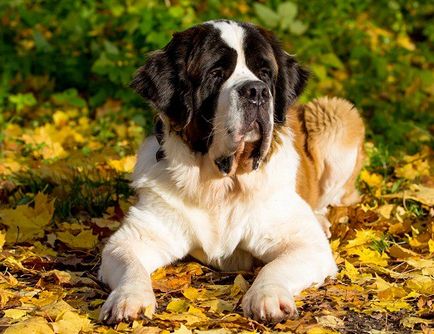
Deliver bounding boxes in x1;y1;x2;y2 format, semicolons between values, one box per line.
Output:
188;203;247;260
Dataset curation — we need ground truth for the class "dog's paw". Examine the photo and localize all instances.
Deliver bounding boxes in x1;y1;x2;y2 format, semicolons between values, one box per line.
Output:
242;284;298;323
99;285;156;324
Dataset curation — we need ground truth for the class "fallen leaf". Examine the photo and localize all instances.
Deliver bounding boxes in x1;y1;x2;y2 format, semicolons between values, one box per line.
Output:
406;276;434;295
166;298;189;313
56;229;98;249
4;316;54;334
0;193;54;244
3;308;28;319
51;310;93;334
349;248;389;266
316;315;344;329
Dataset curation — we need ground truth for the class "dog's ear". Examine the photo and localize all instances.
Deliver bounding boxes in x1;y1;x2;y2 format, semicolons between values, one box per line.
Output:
130;50;174;111
130;31;196;130
274;54;309;124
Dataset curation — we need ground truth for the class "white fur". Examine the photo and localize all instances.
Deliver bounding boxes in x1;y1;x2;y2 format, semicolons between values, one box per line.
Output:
99;127;337;323
318;146;358;209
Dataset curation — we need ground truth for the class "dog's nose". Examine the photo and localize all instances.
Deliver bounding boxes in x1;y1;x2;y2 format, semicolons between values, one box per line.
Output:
238;81;270;106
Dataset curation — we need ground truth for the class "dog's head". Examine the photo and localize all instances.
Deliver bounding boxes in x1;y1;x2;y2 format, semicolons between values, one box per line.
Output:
131;20;308;175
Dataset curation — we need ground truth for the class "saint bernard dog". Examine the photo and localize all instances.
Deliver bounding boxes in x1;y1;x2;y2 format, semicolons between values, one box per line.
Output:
99;19;365;324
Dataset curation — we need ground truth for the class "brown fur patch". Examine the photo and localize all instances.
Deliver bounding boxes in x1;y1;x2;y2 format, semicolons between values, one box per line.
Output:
263;97;365;209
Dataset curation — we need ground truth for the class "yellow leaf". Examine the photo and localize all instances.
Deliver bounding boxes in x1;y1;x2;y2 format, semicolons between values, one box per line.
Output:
429;239;434;254
33;241;57;257
350;248;389;266
200;299;234;313
187;305;207;319
307;327;339;334
339;260;359;282
23;290;60;308
3;308;28;319
156;312;203;325
37;300;75;319
395;158;430;180
172;324;193;334
0;290;16;309
53;110;69;127
374;276;407;300
4;316;54;334
0;158;26;175
51;310;93;334
21;125;68;160
230;274;249;296
406;276;434;295
183;287;200;301
166;298;189;313
108;155;136;173
0;193;54;244
56;228;98;250
330;239;340;252
397;34;415;51
144;304;154;319
345;230;381;250
195;329;234;334
370;300;411;312
360;170;383;188
377;204;394;219
0;230;5;250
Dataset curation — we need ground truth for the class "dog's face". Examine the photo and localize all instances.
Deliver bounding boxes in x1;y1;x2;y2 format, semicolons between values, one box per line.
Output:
131;20;308;175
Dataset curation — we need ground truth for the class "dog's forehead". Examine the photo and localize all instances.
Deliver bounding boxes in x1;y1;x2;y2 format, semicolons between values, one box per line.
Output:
207;20;246;56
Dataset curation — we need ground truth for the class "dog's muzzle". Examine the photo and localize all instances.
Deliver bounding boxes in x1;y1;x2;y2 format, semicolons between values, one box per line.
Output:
215;80;273;175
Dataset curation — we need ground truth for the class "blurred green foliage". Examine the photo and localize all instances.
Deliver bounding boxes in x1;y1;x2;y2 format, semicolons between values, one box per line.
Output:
1;0;433;152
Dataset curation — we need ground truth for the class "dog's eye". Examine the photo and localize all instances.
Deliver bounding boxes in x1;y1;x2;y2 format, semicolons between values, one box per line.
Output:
209;68;224;79
259;68;272;80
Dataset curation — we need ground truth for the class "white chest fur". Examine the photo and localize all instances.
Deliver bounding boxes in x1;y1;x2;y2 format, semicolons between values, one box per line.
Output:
131;129;302;263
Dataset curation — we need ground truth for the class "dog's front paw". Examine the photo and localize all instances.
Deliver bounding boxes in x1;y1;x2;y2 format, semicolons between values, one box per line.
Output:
99;285;156;324
242;284;297;323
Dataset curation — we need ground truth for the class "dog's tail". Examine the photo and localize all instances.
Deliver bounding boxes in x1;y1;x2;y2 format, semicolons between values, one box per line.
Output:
302;97;365;207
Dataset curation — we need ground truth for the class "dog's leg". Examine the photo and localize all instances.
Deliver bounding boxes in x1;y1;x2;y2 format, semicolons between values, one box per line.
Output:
98;206;191;323
242;197;337;323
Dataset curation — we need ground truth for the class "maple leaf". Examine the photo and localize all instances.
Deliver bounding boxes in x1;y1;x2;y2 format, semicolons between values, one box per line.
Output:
51;310;93;334
4;317;54;334
349;248;389;267
0;193;54;244
56;228;98;250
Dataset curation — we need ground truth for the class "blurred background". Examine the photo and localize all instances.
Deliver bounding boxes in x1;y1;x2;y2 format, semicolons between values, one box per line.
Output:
1;0;433;151
0;0;433;217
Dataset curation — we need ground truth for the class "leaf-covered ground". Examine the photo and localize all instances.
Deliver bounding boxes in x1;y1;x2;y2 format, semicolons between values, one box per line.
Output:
0;108;433;334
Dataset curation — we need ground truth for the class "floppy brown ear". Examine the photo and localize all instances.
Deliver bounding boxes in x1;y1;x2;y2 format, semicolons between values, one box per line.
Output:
130;37;194;129
130;51;174;111
274;54;309;124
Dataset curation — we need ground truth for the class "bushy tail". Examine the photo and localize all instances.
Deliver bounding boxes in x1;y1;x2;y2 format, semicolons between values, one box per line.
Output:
302;97;365;208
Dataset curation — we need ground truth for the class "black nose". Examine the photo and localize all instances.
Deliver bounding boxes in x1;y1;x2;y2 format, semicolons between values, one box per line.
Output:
238;81;270;106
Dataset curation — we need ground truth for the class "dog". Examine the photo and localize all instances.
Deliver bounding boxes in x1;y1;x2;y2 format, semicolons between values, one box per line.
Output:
99;19;365;324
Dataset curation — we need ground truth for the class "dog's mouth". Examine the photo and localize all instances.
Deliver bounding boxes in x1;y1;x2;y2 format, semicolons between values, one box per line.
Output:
214;113;273;176
244;120;261;143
